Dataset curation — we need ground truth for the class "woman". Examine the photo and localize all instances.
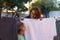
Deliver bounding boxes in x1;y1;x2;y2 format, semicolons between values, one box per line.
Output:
20;6;42;22
26;6;42;19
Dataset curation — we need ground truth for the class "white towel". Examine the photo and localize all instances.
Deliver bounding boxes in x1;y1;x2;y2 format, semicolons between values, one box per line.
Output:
22;18;57;40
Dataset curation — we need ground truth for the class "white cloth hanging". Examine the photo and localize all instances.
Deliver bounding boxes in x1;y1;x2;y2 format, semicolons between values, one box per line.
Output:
22;18;57;40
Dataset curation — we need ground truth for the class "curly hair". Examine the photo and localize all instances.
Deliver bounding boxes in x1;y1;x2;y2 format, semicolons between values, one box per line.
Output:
17;22;24;34
29;6;42;19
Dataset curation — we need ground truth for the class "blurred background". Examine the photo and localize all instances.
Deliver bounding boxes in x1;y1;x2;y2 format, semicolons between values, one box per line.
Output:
0;0;60;18
0;0;60;40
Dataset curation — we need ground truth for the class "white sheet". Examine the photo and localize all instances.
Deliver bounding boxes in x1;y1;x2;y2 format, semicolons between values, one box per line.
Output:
22;18;57;40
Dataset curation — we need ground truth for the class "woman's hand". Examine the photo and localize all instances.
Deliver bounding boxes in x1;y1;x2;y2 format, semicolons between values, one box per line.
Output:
20;17;24;22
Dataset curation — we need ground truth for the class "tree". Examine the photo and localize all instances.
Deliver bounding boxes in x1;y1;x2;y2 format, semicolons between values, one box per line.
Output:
0;0;4;16
32;0;58;17
1;0;32;12
0;0;32;17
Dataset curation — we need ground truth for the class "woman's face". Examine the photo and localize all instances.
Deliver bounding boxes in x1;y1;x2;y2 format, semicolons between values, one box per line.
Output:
30;9;41;19
30;10;36;18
